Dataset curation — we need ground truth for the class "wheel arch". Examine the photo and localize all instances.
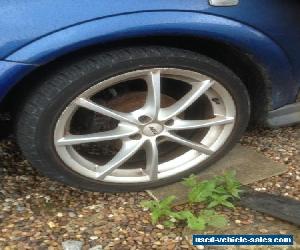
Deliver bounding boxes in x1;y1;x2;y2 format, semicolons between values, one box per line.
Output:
1;11;295;125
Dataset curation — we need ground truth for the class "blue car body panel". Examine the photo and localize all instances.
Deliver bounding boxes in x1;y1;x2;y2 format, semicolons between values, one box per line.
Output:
0;61;36;100
0;0;299;111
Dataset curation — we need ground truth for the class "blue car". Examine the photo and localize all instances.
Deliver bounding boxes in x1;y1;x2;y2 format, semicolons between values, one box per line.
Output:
1;0;299;191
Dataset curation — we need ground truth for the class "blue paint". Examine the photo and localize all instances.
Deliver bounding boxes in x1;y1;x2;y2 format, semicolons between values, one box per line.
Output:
0;61;36;101
0;0;299;110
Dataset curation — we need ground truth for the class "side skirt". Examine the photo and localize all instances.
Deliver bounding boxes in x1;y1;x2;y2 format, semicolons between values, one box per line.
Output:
267;102;300;127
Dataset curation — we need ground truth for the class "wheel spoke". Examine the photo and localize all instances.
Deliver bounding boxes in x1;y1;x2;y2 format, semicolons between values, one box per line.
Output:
159;80;214;121
143;71;161;120
55;124;139;146
144;139;159;180
165;132;214;155
167;116;235;131
96;140;144;180
76;98;136;123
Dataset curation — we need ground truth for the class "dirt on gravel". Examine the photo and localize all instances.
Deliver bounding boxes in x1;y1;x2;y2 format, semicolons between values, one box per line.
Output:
0;125;299;249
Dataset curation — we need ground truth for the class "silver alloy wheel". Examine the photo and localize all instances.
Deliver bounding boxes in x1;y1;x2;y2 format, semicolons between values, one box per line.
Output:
54;68;236;183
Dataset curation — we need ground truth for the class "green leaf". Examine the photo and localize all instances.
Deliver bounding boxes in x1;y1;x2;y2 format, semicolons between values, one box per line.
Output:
214;186;227;194
213;175;225;185
163;220;175;228
182;174;198;188
200;210;215;217
186;215;206;231
188;189;207;203
207;201;219;208
140;200;155;209
231;189;242;198
221;201;235;209
188;180;216;203
151;210;161;224
141;196;176;225
199;210;227;228
211;194;231;202
160;195;176;207
208;215;228;228
222;170;242;199
173;210;194;220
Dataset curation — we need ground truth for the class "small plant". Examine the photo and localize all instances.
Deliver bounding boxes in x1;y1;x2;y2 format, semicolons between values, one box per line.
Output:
141;171;242;231
141;195;176;224
173;209;228;231
141;197;227;231
182;170;242;208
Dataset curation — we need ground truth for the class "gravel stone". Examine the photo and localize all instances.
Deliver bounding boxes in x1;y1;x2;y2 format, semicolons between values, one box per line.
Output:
89;236;99;240
62;240;83;250
156;224;164;230
89;245;103;250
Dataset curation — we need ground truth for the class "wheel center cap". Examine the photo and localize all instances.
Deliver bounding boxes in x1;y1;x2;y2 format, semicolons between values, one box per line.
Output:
143;123;164;137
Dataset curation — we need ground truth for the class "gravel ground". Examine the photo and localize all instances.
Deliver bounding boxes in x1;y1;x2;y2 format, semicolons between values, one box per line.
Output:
0;125;299;249
241;125;300;200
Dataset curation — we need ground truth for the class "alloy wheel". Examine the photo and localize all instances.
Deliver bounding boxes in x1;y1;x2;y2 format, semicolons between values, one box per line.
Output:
54;68;236;183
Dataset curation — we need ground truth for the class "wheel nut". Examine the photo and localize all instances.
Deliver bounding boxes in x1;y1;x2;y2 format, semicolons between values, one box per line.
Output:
165;119;174;126
129;134;142;140
138;115;151;124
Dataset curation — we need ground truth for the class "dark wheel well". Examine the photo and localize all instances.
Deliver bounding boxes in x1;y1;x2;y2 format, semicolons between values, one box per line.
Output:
2;35;270;127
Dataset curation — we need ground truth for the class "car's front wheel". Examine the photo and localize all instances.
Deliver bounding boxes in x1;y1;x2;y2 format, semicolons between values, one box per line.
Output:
17;46;250;192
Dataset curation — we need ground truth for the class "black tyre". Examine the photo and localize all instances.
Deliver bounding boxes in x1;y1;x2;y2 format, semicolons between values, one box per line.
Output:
16;46;250;192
